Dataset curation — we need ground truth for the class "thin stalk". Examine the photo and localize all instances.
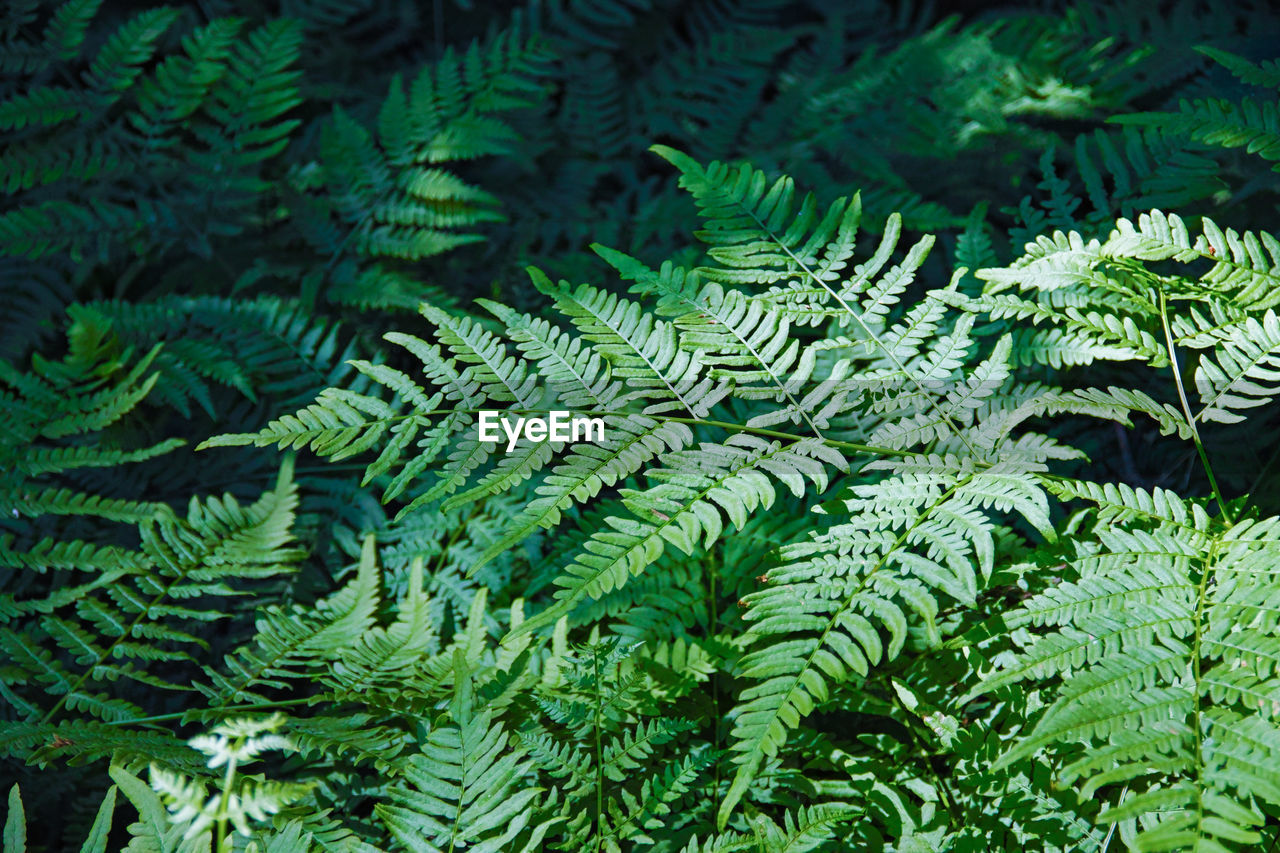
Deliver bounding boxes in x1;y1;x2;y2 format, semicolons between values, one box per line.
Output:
708;550;721;809
248;405;935;461
1188;539;1221;848
208;405;1076;486
593;649;604;853
1098;784;1127;852
215;751;238;853
452;407;1067;482
102;697;317;727
1158;291;1235;524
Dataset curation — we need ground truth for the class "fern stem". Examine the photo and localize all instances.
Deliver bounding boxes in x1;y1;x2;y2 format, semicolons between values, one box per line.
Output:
445;407;1073;481
215;750;238;852
593;647;604;853
1187;538;1220;845
708;547;721;811
1098;784;1126;852
1158;290;1235;524
101;697;318;727
664;414;906;455
350;406;915;457
215;406;1076;488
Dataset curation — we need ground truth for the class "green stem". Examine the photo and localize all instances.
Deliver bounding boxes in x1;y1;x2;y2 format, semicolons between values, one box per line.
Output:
708;550;721;810
1096;783;1128;852
103;697;318;727
1188;538;1221;848
593;649;604;853
1158;291;1235;524
660;413;907;457
210;406;898;459
215;751;238;852
229;405;1062;471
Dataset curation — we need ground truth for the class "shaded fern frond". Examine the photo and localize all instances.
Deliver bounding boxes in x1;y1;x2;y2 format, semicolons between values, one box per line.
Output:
1115;46;1280;171
0;6;302;262
312;29;551;264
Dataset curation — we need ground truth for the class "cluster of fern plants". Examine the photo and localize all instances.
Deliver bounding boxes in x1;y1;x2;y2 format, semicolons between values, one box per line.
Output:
6;0;1280;850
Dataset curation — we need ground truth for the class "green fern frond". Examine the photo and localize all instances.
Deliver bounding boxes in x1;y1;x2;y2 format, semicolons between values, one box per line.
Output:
517;434;843;636
376;650;556;853
0;4;303;263
311;30;550;267
1114;45;1280;171
1191;309;1280;425
202;534;378;707
2;454;301;761
531;270;723;417
969;486;1280;851
719;441;1052;827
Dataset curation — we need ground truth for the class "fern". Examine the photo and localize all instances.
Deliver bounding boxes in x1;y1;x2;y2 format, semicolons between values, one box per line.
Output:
952;200;1280;849
376;650;556;853
311;30;550;266
969;488;1280;850
12;2;1280;848
2;451;303;764
1116;46;1280;171
0;6;302;263
205;147;1095;838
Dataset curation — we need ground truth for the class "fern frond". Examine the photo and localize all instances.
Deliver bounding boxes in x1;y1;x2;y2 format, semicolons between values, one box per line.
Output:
1115;89;1280;170
970;486;1280;851
375;650;556;853
1192;310;1280;425
312;29;550;266
518;434;843;635
531;270;722;418
202;534;378;706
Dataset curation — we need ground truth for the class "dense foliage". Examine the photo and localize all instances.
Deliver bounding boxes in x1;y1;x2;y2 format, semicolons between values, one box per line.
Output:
5;0;1280;850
